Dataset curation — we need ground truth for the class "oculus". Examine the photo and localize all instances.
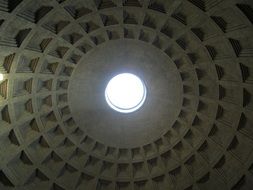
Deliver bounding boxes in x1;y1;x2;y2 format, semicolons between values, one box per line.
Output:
105;73;147;113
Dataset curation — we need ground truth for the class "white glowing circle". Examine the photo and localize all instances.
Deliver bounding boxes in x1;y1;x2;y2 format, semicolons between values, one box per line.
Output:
0;74;3;81
105;73;146;113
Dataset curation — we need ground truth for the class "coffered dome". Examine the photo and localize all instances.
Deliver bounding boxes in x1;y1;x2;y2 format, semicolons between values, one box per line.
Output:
0;0;253;190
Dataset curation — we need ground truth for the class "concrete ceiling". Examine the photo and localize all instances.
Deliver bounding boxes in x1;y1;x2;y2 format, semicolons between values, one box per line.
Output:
0;0;253;190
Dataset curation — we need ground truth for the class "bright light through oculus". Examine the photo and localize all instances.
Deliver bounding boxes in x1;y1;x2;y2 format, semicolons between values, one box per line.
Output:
0;74;3;81
105;73;146;113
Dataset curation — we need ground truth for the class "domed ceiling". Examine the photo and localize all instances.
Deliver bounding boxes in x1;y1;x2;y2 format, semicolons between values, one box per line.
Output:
0;0;253;190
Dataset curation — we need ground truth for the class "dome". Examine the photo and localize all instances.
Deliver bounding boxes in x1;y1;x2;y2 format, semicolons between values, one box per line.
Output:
0;0;253;190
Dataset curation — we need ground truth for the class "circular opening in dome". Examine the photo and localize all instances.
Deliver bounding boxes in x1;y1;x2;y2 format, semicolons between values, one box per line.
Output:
105;73;147;113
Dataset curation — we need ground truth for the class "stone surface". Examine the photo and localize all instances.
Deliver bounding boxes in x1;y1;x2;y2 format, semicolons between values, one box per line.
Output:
69;39;182;147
